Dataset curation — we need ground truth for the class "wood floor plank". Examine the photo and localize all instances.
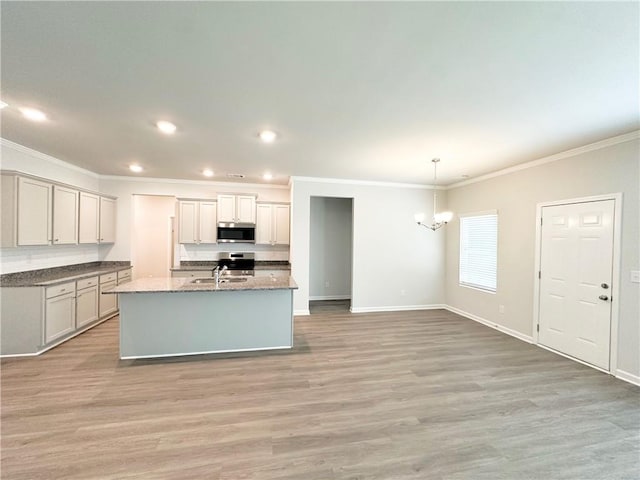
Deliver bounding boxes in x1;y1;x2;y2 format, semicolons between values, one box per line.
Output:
1;308;638;479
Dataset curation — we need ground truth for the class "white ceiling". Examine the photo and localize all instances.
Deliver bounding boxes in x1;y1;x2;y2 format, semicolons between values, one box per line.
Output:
1;2;638;186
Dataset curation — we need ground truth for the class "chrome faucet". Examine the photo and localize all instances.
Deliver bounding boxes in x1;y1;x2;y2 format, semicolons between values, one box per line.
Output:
213;265;228;285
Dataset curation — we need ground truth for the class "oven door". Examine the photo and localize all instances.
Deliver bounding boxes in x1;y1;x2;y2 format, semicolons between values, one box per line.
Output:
217;223;255;243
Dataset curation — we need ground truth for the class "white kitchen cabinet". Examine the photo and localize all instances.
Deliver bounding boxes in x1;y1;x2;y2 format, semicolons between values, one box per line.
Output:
18;176;53;246
99;273;118;318
178;200;217;244
45;282;76;343
256;203;290;245
79;192;100;244
0;173;116;248
53;185;79;245
99;197;116;243
76;277;99;329
217;194;256;223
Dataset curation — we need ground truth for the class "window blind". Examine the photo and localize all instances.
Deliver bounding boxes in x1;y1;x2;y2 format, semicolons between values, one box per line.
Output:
459;213;498;292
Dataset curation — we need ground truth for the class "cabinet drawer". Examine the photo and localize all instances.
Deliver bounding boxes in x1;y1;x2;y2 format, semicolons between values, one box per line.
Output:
117;269;132;282
77;276;99;290
46;281;76;299
100;273;117;284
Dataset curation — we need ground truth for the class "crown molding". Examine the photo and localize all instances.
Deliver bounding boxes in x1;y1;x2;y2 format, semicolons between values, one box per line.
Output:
99;174;290;190
447;130;640;189
0;138;100;178
290;175;445;190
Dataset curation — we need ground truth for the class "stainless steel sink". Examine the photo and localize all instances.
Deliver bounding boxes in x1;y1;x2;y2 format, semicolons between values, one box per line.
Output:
190;277;248;284
191;278;218;284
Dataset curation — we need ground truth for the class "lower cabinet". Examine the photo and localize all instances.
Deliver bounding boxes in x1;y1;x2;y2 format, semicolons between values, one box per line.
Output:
99;281;118;318
171;270;210;278
45;289;76;344
0;267;132;356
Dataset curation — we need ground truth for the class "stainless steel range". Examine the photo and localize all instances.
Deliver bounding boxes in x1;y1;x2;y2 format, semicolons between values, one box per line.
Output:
217;252;255;276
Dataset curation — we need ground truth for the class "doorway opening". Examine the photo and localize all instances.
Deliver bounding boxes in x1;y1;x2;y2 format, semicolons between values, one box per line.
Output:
309;197;353;314
130;195;177;279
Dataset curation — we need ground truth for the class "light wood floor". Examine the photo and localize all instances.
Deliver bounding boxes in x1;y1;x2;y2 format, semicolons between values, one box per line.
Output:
1;309;638;479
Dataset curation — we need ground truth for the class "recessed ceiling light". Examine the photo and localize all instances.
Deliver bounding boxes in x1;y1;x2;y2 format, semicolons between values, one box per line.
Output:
0;101;8;109
129;164;143;173
19;107;47;122
263;172;273;181
259;130;277;143
156;120;177;135
203;169;214;177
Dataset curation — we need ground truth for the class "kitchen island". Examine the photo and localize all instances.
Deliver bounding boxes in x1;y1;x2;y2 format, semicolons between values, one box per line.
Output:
107;275;298;359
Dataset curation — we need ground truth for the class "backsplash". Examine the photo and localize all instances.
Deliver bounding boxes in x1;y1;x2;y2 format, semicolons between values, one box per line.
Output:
179;244;289;262
0;244;104;274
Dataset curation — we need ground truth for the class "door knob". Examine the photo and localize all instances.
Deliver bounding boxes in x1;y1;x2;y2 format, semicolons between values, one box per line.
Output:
598;295;609;301
601;283;609;289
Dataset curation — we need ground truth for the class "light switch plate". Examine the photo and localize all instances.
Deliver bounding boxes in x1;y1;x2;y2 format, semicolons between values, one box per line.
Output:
631;271;640;284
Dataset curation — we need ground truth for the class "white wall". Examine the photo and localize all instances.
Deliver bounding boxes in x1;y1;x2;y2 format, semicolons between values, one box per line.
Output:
0;140;103;273
131;195;176;279
309;197;353;300
445;137;640;380
291;178;446;314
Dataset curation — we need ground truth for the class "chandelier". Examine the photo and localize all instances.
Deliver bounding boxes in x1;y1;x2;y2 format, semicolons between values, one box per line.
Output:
415;158;453;231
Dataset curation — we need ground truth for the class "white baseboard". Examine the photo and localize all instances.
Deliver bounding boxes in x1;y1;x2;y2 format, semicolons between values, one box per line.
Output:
615;369;640;386
350;304;446;314
294;309;310;316
444;305;534;344
309;295;351;301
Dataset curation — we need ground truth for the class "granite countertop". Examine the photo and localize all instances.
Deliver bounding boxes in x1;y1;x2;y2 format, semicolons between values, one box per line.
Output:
170;261;291;272
0;262;132;287
107;275;298;294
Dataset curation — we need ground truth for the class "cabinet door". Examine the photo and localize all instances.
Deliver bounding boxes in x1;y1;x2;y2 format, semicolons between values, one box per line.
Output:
99;197;116;243
79;192;100;244
199;201;218;243
217;195;236;222
53;185;79;245
99;282;118;317
17;177;52;246
236;196;256;223
45;292;76;343
76;286;99;328
273;204;290;245
178;201;198;243
255;204;273;245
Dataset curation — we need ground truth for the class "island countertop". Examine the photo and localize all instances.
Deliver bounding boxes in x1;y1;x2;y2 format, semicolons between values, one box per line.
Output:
106;275;298;294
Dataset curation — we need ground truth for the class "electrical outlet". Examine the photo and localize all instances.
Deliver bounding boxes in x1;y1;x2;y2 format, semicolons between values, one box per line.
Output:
400;289;406;296
631;271;640;284
325;281;330;288
499;305;505;314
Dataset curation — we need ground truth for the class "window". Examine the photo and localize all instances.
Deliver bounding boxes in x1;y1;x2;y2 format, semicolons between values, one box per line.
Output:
459;212;498;293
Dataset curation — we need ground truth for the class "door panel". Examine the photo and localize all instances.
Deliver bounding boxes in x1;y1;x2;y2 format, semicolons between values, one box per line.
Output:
538;200;614;370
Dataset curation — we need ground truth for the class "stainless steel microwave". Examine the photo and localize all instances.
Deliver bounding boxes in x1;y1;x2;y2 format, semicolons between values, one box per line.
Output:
217;223;256;243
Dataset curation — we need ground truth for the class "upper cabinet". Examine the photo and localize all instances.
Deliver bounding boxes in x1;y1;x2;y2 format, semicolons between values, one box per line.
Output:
178;200;217;244
53;185;79;245
99;197;116;243
79;192;100;244
217;194;256;223
0;171;117;248
78;193;116;244
16;176;53;246
256;203;290;245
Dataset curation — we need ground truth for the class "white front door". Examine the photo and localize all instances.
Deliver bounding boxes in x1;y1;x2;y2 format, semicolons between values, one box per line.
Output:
538;200;615;370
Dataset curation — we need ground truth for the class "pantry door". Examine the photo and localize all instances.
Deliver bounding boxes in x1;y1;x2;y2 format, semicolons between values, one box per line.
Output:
538;199;615;370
